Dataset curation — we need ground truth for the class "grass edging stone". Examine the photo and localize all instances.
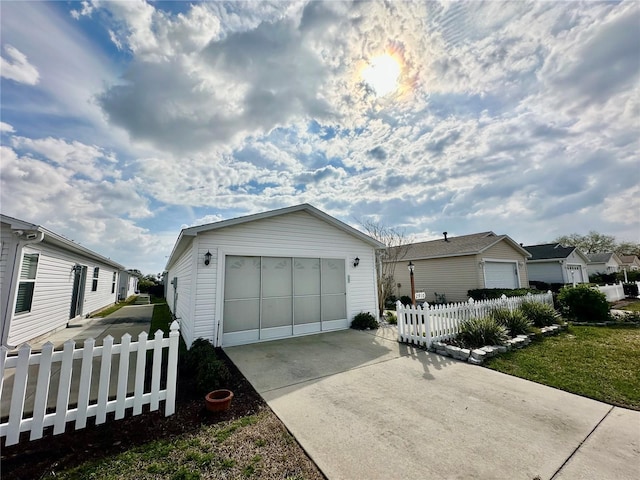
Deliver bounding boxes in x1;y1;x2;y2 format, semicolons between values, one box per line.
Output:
430;324;567;365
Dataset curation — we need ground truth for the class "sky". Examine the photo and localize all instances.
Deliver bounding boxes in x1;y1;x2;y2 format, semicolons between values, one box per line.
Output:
1;0;638;275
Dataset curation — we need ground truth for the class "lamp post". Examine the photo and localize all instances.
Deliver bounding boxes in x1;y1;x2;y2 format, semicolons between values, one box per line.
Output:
408;261;416;306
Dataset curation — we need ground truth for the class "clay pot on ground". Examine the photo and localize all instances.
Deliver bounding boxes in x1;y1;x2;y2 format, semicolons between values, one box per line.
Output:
205;389;234;412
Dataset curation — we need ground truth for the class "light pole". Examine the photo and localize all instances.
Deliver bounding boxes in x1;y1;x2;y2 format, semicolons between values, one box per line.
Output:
408;261;416;306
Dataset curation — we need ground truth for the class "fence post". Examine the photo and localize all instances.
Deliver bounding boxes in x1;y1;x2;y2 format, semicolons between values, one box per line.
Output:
396;301;404;342
165;321;180;416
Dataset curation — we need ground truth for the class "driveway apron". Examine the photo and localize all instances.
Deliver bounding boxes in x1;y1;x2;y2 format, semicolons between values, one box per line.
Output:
225;327;640;480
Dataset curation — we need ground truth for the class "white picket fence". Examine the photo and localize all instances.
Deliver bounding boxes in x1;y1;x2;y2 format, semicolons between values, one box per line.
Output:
0;321;180;446
595;282;638;302
397;292;554;349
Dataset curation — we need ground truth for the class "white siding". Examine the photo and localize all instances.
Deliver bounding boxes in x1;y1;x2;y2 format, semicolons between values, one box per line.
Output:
0;224;19;343
166;243;194;346
188;210;378;347
7;242;118;346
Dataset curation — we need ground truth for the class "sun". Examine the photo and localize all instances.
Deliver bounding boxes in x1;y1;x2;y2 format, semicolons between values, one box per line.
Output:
361;54;401;97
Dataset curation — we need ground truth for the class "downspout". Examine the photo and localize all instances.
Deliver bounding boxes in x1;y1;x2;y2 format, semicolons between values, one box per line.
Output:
1;230;45;347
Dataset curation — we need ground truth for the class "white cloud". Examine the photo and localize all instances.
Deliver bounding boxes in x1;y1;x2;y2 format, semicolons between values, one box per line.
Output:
0;45;39;85
0;122;15;133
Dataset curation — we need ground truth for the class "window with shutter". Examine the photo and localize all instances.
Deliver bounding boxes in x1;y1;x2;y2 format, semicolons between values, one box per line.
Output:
15;253;39;314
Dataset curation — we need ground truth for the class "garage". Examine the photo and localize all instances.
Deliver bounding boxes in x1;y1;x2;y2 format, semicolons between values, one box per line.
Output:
484;261;519;289
222;256;347;346
566;264;584;283
164;204;384;348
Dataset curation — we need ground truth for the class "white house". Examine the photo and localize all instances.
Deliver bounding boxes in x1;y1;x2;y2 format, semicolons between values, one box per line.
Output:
118;270;139;301
525;243;590;285
619;255;640;271
164;204;384;348
1;214;125;347
586;252;623;276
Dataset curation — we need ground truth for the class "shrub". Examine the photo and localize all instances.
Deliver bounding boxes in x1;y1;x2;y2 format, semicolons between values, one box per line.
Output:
457;316;508;349
385;311;397;325
384;295;398;309
623;283;639;298
529;281;566;293
467;288;539;300
589;272;619;285
181;338;231;395
399;295;412;306
488;308;533;336
519;301;561;327
351;312;379;330
557;285;610;323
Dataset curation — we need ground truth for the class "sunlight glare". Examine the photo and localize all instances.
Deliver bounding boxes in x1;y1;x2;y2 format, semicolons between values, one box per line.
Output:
361;54;401;97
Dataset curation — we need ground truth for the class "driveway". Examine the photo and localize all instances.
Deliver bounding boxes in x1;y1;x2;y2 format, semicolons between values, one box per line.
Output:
225;326;640;480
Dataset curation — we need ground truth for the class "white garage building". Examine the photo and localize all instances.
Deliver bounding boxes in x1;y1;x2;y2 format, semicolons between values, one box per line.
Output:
164;204;384;348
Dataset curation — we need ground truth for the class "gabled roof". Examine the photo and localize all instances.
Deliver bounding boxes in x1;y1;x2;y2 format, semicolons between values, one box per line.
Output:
586;252;622;264
0;214;125;270
619;255;640;266
165;204;385;270
524;243;589;263
387;231;530;261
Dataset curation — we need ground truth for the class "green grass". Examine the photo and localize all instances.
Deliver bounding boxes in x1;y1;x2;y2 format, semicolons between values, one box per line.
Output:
619;302;640;312
91;296;138;317
485;325;640;410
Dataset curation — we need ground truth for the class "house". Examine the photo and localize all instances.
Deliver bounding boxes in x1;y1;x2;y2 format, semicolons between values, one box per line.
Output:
524;243;590;286
387;232;531;304
619;255;640;271
586;252;623;276
0;214;125;347
118;270;140;301
164;204;384;348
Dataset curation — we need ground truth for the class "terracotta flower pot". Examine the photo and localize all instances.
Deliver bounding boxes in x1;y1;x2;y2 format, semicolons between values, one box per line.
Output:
205;389;234;412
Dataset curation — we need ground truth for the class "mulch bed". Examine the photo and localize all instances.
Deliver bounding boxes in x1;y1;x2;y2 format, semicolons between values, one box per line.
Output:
1;350;302;479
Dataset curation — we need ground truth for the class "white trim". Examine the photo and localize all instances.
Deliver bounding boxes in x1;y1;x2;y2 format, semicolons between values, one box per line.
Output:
482;258;520;288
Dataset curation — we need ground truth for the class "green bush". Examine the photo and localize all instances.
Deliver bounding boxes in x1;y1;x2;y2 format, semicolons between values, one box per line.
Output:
519;301;561;327
181;338;231;395
557;285;610;323
528;281;566;293
467;288;539;300
488;308;532;336
457;316;508;349
384;295;398;309
623;283;639;297
351;312;379;330
385;311;397;325
399;295;412;306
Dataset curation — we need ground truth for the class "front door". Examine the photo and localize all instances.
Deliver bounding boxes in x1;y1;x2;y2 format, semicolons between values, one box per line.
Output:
70;265;87;319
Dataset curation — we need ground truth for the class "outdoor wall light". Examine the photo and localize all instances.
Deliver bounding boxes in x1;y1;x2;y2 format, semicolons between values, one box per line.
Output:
353;257;360;267
407;261;415;274
204;250;212;266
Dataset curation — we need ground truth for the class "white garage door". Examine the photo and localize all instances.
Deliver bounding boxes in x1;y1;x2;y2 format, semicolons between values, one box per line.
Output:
222;256;347;346
566;265;584;283
484;261;519;289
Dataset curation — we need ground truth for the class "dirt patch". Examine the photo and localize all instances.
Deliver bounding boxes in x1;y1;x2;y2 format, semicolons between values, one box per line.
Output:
1;351;324;479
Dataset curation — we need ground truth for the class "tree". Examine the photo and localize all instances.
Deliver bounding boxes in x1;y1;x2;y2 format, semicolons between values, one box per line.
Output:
554;231;616;254
358;219;413;317
615;241;640;257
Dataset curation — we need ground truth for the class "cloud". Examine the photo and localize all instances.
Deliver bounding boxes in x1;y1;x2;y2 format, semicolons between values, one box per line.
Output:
0;122;15;133
0;45;39;85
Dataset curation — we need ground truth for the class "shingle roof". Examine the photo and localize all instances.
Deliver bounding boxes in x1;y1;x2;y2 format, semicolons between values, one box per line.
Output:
619;255;640;265
586;252;615;263
388;231;529;260
524;243;577;260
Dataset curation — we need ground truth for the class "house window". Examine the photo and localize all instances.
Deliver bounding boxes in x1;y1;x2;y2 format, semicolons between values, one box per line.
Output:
15;253;39;314
112;272;117;294
92;267;99;291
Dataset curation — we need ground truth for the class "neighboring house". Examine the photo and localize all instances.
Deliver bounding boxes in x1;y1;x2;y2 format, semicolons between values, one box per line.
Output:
524;243;590;285
1;214;124;347
586;252;623;276
118;270;140;300
619;255;640;271
388;232;531;304
164;204;384;348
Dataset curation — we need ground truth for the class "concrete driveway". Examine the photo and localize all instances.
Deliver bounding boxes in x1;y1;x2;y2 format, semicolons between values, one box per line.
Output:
225;326;640;480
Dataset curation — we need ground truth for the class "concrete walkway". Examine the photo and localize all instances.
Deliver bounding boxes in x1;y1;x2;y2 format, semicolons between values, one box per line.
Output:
1;304;153;417
225;326;640;480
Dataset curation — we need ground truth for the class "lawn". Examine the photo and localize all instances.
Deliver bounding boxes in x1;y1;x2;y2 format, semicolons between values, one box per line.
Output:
484;325;640;410
619;302;640;312
91;295;139;317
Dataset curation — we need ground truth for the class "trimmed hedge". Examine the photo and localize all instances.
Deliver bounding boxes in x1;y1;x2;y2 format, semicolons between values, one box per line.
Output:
528;281;567;293
468;288;540;300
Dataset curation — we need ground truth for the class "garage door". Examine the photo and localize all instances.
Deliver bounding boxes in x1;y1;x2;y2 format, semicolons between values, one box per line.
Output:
566;265;584;283
484;261;518;289
222;256;347;346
